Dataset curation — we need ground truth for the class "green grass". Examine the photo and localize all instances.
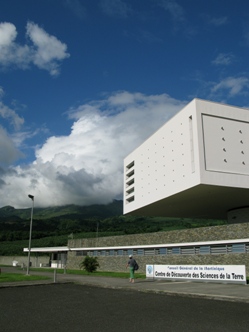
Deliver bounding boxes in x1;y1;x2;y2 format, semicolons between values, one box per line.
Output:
0;272;51;283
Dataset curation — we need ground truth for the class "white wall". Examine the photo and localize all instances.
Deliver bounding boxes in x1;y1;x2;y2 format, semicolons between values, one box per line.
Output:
124;99;249;218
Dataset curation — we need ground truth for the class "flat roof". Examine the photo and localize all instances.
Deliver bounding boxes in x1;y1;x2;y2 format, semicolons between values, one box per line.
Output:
23;246;69;253
23;238;249;254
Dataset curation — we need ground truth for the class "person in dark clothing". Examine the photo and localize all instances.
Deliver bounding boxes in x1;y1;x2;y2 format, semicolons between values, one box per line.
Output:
126;254;137;283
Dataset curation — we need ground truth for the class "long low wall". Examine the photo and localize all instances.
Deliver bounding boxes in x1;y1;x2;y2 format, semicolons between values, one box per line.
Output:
67;251;249;275
0;255;49;267
67;222;249;275
68;222;249;248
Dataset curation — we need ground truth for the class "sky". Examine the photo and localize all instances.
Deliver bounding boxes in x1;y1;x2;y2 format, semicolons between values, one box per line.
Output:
1;0;249;208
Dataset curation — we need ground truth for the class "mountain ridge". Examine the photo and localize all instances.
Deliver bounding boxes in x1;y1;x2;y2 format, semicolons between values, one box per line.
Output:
0;200;123;221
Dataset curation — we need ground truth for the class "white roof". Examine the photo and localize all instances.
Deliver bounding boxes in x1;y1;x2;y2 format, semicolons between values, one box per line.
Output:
23;246;69;253
23;238;249;253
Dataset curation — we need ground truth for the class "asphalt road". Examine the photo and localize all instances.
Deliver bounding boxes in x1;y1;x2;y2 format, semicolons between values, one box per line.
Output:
1;284;249;332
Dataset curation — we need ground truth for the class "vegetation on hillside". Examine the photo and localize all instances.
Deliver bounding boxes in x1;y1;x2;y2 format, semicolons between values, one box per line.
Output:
0;200;227;255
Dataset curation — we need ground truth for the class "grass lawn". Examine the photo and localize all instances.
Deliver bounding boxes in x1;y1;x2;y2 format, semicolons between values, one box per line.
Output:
0;273;51;283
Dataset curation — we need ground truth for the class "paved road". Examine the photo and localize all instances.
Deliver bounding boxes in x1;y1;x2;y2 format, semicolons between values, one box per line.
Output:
2;266;249;303
1;283;249;332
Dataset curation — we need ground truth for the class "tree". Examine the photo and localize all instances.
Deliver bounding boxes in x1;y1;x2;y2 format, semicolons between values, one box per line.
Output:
79;256;99;273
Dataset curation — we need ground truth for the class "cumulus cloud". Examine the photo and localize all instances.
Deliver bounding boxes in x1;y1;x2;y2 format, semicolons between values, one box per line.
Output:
0;91;186;208
0;21;70;76
0;22;30;69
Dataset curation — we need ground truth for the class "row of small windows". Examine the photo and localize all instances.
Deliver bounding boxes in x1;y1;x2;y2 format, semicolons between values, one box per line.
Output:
75;243;249;257
125;160;135;204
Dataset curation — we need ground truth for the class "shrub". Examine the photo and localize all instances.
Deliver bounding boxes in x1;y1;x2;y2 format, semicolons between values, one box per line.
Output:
79;256;99;273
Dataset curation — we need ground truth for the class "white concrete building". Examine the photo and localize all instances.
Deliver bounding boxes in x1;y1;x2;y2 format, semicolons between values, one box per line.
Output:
124;99;249;220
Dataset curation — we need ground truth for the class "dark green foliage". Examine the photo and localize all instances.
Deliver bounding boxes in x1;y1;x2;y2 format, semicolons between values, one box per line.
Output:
0;200;227;256
79;256;99;273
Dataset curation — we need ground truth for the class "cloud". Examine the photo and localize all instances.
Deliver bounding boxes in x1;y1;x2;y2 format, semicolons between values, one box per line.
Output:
0;22;17;46
212;53;234;66
0;127;24;165
160;0;185;23
0;101;24;130
208;16;228;27
0;88;26;165
0;21;70;76
0;86;4;97
64;0;87;19
0;22;30;69
0;91;186;208
211;77;249;97
159;0;197;36
100;0;132;18
26;22;70;76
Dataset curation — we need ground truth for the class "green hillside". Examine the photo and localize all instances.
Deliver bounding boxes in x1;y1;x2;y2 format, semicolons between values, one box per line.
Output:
0;200;123;220
0;200;227;255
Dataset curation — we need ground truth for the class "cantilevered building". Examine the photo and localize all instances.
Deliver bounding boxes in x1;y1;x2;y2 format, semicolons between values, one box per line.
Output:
124;99;249;220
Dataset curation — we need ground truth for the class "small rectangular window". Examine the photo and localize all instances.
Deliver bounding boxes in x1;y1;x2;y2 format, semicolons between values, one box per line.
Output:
145;249;155;255
137;249;144;255
126;178;134;186
172;247;180;255
126;196;135;203
126;161;134;171
232;244;245;253
126;169;134;178
199;246;210;254
211;245;227;254
181;247;195;255
126;187;134;195
159;248;167;255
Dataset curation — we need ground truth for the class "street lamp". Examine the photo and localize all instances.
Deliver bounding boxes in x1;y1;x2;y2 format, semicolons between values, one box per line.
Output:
27;194;34;275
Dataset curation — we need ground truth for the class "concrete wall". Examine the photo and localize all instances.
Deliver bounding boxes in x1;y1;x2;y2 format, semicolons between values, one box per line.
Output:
0;255;49;268
68;222;249;248
124;99;249;219
67;222;249;275
68;252;249;276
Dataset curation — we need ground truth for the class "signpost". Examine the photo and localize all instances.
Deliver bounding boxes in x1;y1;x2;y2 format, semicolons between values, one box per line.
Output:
146;264;247;285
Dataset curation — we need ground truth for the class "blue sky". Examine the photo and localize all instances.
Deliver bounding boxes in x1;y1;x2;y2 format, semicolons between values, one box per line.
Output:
1;0;249;208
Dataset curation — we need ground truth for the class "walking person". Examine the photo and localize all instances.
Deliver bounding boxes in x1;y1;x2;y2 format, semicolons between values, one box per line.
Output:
126;254;137;283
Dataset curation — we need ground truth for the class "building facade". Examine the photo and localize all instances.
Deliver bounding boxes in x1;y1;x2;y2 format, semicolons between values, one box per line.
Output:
124;99;249;220
66;222;249;276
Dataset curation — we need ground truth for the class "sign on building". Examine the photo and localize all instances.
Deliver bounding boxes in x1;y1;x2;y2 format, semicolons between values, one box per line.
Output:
146;264;246;285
